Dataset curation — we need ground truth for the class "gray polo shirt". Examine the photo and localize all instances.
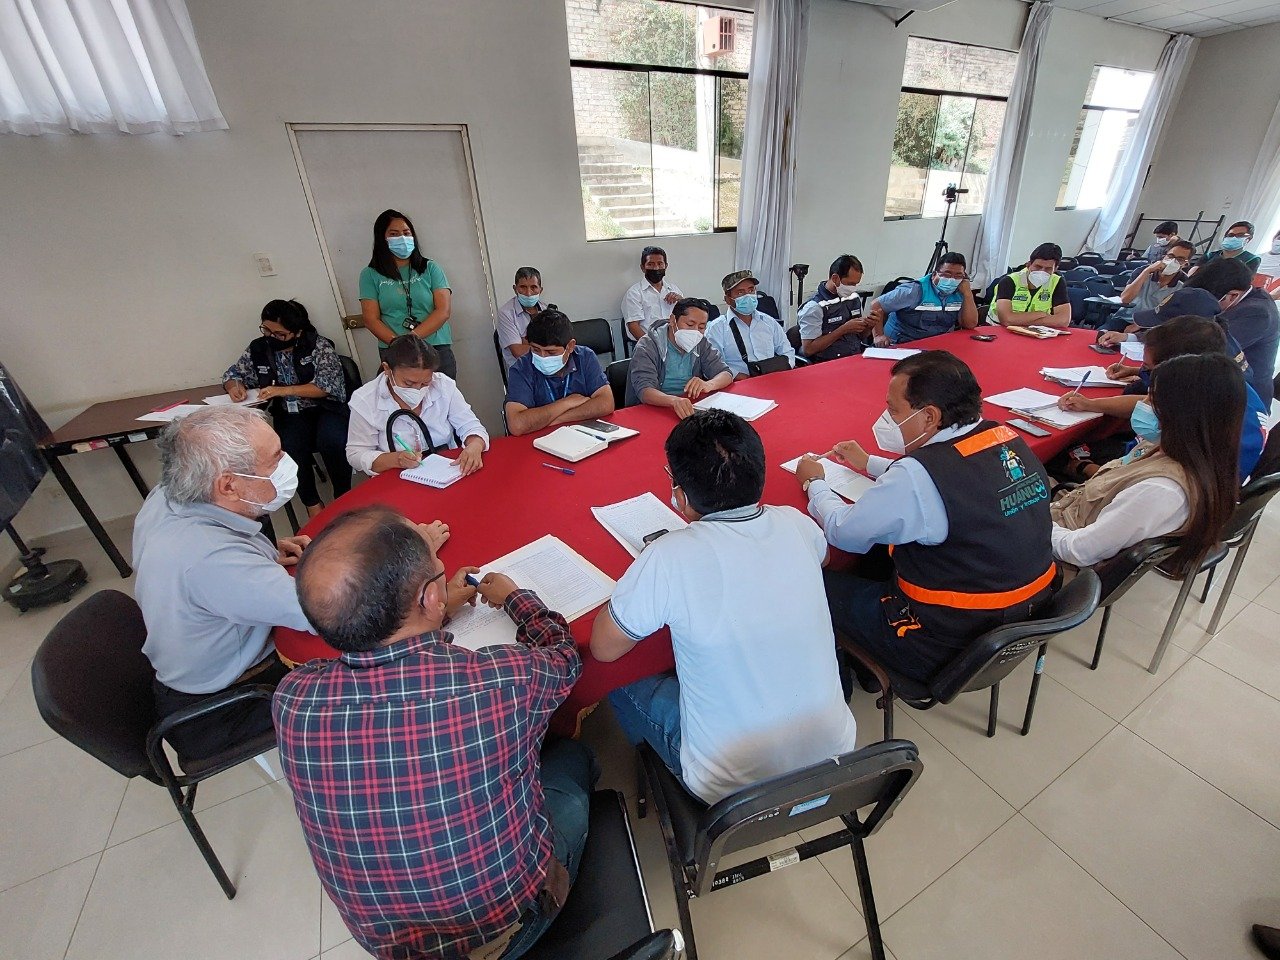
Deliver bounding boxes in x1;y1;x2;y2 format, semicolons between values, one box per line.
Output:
132;486;313;693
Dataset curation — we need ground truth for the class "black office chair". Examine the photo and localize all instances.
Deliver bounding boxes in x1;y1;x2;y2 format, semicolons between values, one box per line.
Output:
30;590;278;899
525;788;682;960
1198;467;1280;636
573;317;618;365
842;570;1101;741
1058;256;1079;271
636;739;922;960
757;291;782;322
606;359;631;410
785;325;808;366
493;329;510;388
1061;265;1099;283
1095;260;1124;276
1076;251;1106;268
880;276;916;298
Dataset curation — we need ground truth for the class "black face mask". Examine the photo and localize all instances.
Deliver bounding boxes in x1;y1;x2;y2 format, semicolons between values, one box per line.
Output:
644;268;666;285
269;337;296;351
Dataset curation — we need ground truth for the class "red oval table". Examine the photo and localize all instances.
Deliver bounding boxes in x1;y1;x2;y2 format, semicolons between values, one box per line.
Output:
274;327;1124;736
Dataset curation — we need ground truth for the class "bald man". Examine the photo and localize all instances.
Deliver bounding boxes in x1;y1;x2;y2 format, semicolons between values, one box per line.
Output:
272;506;594;960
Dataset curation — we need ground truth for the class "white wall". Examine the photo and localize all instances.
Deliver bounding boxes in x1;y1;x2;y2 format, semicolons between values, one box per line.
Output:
792;0;1167;288
0;0;1171;547
1137;22;1280;240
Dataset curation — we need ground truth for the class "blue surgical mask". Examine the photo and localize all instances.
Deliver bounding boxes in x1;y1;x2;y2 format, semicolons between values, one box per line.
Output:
531;351;567;375
1130;400;1161;444
935;276;962;295
516;293;540;309
387;235;416;259
734;293;759;315
1221;236;1247;252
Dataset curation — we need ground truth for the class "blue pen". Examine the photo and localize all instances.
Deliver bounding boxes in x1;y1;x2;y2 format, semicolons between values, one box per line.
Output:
1070;369;1090;396
465;573;481;587
541;462;576;476
574;427;611;443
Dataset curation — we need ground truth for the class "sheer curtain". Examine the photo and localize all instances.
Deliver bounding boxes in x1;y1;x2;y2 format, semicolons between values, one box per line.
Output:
971;2;1053;286
0;0;227;135
1241;96;1280;242
1083;33;1197;256
735;0;810;315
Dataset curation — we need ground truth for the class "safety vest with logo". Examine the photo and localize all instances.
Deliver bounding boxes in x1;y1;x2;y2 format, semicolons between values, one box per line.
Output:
1005;270;1060;315
884;276;965;343
888;422;1056;655
805;286;864;361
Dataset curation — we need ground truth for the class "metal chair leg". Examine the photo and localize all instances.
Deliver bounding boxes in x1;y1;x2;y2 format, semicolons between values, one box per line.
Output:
174;796;237;899
879;691;894;742
1091;606;1112;670
987;682;1000;738
1148;565;1199;674
849;833;887;960
635;751;648;820
1021;644;1047;736
283;502;300;535
1208;528;1256;635
1197;565;1215;604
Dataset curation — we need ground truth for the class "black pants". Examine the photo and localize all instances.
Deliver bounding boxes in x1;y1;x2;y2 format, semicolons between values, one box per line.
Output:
273;407;352;507
433;343;458;380
152;654;290;765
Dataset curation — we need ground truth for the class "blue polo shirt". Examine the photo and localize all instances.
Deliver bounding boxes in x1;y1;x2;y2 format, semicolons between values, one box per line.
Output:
505;345;607;409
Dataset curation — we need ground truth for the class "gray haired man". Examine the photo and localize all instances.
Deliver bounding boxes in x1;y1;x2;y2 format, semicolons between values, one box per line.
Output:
132;404;313;762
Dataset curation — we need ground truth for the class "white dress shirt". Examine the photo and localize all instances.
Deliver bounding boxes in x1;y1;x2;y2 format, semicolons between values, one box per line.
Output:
805;421;982;554
622;278;683;341
495;296;546;368
706;311;795;377
346;371;489;476
1051;478;1189;568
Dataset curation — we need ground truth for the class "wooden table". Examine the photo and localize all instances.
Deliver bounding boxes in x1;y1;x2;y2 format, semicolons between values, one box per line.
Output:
38;384;223;576
274;327;1125;735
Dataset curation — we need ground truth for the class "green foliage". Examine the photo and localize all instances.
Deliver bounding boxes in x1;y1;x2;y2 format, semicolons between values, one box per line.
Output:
612;3;697;148
581;185;625;241
891;93;989;174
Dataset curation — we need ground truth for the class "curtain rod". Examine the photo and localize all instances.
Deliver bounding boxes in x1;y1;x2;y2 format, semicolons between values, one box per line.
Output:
1103;15;1179;38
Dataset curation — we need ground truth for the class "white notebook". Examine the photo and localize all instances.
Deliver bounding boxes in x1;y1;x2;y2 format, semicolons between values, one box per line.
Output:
694;392;777;421
862;347;921;361
533;426;607;462
591;492;689;558
400;454;463;488
781;453;876;502
1040;365;1125;387
446;535;616;651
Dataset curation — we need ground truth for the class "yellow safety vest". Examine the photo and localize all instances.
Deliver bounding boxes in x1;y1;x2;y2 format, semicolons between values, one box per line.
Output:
1007;270;1060;314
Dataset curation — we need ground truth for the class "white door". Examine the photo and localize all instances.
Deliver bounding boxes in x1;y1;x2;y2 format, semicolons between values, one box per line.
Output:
289;124;503;431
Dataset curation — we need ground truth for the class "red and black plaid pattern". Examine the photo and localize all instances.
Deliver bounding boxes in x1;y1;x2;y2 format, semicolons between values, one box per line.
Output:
273;590;581;960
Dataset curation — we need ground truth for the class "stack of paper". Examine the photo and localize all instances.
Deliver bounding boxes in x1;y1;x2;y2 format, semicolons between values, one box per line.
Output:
1040;365;1124;387
446;535;616;651
1006;325;1068;339
984;387;1102;429
1119;341;1145;362
135;404;205;423
781;453;876;502
862;347;921;361
202;390;264;406
592;492;689;558
694;392;777;420
400;454;463;489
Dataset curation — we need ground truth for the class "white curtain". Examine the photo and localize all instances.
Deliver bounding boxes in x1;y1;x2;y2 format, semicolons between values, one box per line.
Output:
1083;33;1197;256
1240;96;1280;242
0;0;227;135
735;0;810;316
971;2;1053;286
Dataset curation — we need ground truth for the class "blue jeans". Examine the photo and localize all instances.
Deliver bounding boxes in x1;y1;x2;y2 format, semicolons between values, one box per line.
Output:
501;736;597;960
608;671;684;782
823;569;950;686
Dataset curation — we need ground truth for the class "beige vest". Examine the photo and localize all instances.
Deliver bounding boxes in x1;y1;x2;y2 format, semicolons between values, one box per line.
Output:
1051;442;1192;533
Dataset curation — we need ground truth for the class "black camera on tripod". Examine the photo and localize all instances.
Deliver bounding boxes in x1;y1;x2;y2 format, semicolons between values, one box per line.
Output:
942;183;969;204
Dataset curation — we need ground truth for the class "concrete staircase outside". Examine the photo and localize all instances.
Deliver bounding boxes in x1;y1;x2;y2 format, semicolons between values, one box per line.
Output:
579;141;688;237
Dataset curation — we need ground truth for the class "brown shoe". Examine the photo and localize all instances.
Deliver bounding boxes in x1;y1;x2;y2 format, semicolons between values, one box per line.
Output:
1253;924;1280;960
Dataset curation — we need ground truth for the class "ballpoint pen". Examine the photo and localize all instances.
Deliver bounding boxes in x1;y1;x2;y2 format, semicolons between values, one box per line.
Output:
541;462;576;475
573;426;611;443
393;434;421;459
1069;369;1090;396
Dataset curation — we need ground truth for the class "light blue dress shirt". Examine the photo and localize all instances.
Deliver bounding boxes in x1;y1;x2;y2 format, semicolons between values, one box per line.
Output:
706;311;795;377
132;487;314;693
805;421;982;554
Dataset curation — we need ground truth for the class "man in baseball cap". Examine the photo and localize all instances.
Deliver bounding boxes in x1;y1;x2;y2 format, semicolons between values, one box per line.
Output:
707;270;794;379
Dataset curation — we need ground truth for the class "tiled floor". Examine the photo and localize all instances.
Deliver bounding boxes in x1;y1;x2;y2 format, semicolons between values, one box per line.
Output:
2;509;1279;960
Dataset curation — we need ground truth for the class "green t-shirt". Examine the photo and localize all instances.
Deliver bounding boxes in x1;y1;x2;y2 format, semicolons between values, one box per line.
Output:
358;261;452;345
661;346;697;395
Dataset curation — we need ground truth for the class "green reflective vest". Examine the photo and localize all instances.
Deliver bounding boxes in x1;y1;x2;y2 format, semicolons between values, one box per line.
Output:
1007;270;1060;314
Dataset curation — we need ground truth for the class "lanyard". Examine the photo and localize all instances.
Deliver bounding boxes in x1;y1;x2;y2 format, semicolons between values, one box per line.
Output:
400;272;416;330
545;367;573;404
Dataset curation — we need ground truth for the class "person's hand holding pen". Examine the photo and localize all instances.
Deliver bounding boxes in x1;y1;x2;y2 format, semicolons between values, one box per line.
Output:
392;434;423;469
1057;369;1095;412
828;439;871;473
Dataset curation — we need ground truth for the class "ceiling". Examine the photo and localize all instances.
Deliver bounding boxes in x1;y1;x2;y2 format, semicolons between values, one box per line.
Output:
1051;0;1280;36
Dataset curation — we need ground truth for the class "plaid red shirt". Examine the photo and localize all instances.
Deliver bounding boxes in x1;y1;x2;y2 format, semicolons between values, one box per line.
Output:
272;590;581;960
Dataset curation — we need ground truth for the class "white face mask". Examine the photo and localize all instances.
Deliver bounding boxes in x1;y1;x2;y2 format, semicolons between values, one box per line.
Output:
389;376;427;407
871;408;924;455
836;283;858;298
1027;269;1052;288
234;454;299;515
673;328;703;352
1160;258;1181;277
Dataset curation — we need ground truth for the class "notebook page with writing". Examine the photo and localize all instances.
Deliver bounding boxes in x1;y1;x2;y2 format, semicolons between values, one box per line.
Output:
400;454;462;489
592;492;690;558
780;453;876;502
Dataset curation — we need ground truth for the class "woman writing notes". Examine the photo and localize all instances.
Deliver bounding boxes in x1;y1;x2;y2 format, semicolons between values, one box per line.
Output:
346;335;488;477
358;209;458;380
222;299;352;519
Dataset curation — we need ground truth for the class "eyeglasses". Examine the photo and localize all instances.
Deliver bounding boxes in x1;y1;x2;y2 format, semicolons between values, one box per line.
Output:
418;568;446;609
259;325;294;341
